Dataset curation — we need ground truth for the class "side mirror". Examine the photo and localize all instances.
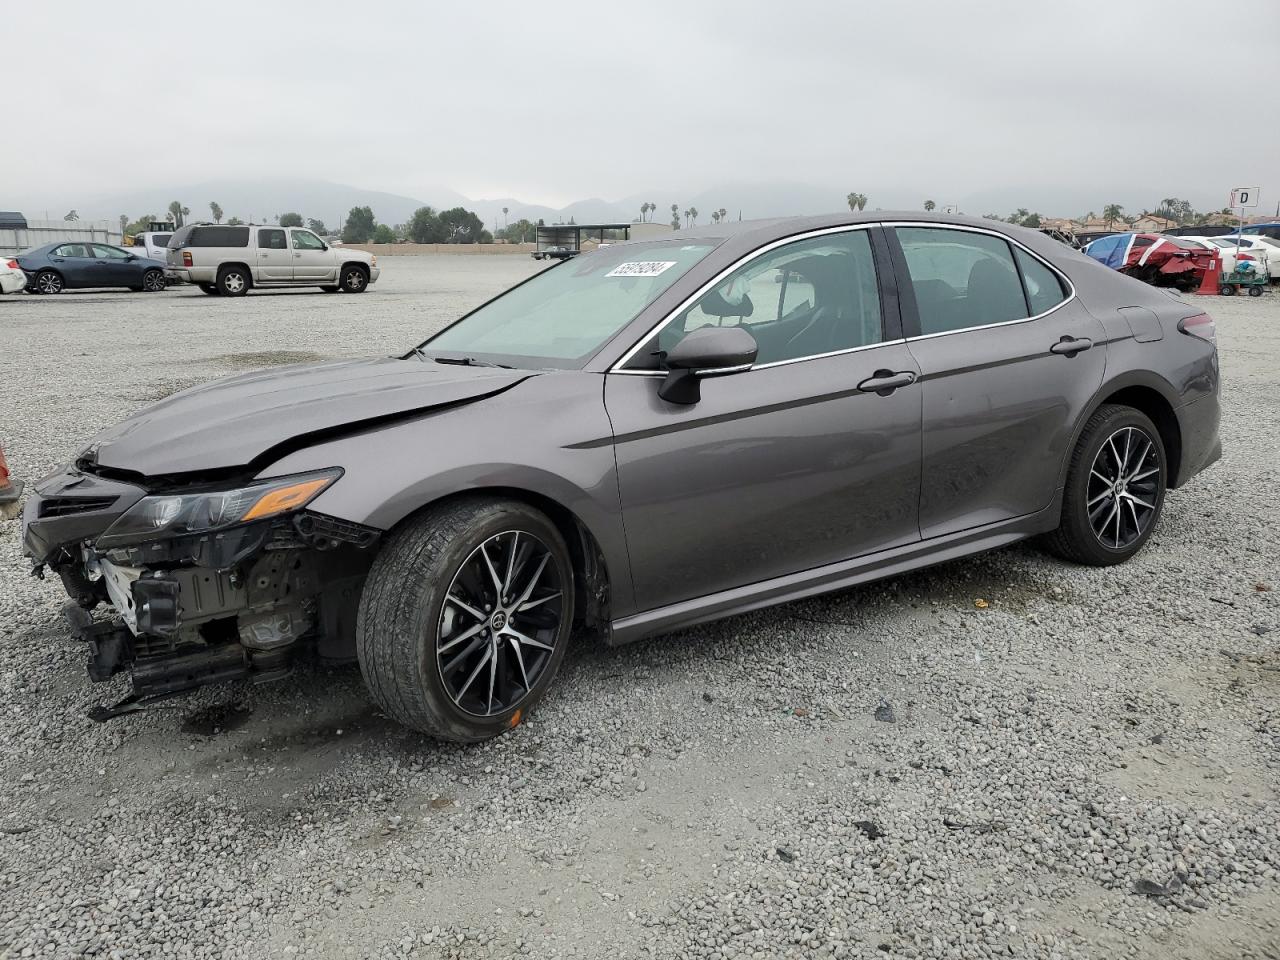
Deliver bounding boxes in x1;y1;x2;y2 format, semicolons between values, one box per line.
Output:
657;326;757;405
126;254;137;261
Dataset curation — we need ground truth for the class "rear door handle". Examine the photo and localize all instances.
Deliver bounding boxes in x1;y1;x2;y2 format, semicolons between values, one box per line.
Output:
1050;336;1093;356
857;370;917;395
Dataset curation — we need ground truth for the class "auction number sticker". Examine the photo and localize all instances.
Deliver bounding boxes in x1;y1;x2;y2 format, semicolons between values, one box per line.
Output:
606;261;677;278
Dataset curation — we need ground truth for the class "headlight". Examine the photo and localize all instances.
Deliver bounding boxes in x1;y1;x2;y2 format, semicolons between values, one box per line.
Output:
97;469;341;547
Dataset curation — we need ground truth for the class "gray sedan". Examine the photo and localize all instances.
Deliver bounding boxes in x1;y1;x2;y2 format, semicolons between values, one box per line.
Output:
20;213;1220;740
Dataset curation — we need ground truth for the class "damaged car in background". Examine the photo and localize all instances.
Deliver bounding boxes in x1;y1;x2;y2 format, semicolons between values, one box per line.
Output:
20;213;1221;742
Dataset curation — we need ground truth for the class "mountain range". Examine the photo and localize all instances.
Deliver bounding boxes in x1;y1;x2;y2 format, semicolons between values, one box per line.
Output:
36;178;1242;231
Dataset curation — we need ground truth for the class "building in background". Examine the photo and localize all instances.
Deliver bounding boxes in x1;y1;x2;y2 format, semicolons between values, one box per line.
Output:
0;213;124;257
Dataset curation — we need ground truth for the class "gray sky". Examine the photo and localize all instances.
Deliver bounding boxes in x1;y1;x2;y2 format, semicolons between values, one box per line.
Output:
8;0;1279;216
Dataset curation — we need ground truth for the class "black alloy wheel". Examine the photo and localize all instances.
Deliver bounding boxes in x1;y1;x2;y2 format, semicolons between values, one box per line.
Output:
142;269;165;292
1042;404;1167;566
1086;425;1161;549
437;531;566;718
356;497;575;741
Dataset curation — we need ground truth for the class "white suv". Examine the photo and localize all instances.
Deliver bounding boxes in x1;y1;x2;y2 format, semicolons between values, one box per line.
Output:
165;223;380;296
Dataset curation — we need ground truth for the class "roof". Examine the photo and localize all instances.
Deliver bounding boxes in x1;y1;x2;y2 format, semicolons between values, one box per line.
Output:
539;223;632;231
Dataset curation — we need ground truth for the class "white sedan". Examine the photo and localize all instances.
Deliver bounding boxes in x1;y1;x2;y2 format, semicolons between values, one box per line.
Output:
0;255;28;294
1180;236;1270;280
1217;235;1280;282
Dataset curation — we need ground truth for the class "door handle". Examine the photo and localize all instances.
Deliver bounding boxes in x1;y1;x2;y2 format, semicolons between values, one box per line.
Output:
857;370;917;395
293;252;302;258
1050;336;1093;356
259;253;270;258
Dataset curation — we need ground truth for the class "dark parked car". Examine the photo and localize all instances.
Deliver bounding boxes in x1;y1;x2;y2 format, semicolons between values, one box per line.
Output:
21;213;1220;740
17;242;167;294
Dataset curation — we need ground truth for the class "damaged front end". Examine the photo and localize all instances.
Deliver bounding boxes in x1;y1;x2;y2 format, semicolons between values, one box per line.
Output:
23;463;380;719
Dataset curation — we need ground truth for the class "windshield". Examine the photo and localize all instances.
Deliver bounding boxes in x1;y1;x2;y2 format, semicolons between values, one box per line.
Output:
420;240;717;369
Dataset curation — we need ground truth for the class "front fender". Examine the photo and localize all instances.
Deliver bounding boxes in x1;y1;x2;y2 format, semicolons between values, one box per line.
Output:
256;372;636;614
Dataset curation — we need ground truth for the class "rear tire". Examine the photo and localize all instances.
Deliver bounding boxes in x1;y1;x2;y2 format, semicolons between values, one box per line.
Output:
34;269;63;294
1042;404;1166;566
339;264;369;293
142;269;165;292
1247;285;1263;297
1219;284;1234;296
356;497;574;742
217;266;250;297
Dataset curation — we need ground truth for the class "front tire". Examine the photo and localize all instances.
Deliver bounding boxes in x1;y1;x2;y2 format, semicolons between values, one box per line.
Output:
217;266;251;297
339;264;369;293
1043;404;1167;566
34;269;63;294
357;498;574;742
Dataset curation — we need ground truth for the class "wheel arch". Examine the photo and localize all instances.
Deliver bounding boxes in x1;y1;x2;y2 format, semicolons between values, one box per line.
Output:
378;486;613;638
1064;372;1184;489
341;260;371;276
35;266;65;289
217;261;253;281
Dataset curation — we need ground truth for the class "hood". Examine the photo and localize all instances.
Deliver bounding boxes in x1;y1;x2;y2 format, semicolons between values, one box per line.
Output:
86;358;532;478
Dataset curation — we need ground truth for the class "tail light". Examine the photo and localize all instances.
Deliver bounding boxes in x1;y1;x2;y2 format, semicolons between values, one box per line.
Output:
1239;253;1255;262
0;445;13;492
182;251;193;267
5;259;18;270
1178;313;1215;344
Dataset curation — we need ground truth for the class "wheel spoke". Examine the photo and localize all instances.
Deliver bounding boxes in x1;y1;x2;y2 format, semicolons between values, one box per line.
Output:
1129;466;1159;483
447;593;485;622
1126;440;1151;479
519;590;562;612
479;540;504;595
455;645;492;700
1087;490;1112;507
506;634;531;692
1090;469;1112;486
438;621;485;654
1127;493;1155;510
504;625;554;652
502;532;521;597
513;553;551;608
441;633;488;677
1126;498;1142;533
486;639;498;714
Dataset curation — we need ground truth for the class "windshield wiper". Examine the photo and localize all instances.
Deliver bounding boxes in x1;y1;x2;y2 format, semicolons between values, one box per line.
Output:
409;350;509;371
427;353;512;368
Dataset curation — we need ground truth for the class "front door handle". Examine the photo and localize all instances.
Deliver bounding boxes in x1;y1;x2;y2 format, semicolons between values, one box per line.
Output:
857;370;917;395
1050;336;1093;356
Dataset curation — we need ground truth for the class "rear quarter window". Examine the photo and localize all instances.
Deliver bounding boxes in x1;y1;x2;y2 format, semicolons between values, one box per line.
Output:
187;226;250;248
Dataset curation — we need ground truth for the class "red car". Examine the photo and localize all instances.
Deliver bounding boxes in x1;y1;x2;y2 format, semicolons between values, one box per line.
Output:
0;445;22;521
1083;233;1216;291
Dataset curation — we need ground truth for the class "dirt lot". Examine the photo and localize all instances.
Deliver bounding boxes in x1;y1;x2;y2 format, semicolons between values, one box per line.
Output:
0;261;1277;960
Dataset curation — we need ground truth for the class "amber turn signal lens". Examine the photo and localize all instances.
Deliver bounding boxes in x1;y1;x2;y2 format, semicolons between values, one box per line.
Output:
241;477;333;521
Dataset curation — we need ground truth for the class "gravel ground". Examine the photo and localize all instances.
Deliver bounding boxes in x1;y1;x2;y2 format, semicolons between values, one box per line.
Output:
0;262;1277;960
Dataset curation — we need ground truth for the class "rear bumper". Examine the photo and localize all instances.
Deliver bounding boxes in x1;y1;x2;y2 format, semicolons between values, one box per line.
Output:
1174;391;1221;487
0;270;27;294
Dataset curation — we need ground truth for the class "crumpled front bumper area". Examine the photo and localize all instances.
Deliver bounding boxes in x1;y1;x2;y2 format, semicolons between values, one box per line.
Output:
22;468;380;719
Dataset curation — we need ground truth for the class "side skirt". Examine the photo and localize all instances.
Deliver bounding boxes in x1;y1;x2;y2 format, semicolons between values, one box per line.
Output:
606;494;1063;646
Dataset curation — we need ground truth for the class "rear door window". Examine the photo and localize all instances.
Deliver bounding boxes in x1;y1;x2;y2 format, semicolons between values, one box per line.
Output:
258;228;287;250
895;227;1028;335
187;226;250;247
55;244;92;258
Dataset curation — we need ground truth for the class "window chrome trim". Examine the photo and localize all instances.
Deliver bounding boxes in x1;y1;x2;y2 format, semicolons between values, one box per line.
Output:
610;223;884;374
610;336;908;377
887;220;1078;340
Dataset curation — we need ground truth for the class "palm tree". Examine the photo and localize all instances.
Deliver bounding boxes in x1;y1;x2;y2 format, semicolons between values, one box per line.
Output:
711;211;720;225
502;207;509;229
846;192;867;212
689;207;698;226
181;206;190;224
209;201;223;223
1103;203;1124;229
923;200;936;212
167;200;184;227
640;202;648;222
118;214;128;235
718;207;726;223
